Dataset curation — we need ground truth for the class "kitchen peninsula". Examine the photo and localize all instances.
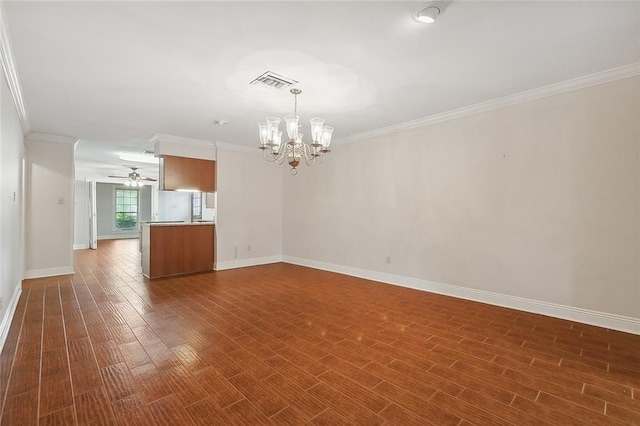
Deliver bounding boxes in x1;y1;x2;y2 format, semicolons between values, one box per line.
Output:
141;222;214;279
145;135;217;279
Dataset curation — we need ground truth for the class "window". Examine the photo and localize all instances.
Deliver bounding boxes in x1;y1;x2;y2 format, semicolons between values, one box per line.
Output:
115;188;139;229
192;192;202;220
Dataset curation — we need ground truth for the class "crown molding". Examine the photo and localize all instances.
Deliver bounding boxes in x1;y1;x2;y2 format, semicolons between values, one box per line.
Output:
25;131;78;144
214;141;260;154
150;133;215;149
335;62;640;146
0;5;30;135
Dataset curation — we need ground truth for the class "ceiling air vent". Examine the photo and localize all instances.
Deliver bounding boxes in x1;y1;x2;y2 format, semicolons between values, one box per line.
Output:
250;71;298;90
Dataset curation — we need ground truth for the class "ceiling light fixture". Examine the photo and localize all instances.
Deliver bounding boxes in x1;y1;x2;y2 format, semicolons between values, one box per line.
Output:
107;167;156;187
258;88;334;175
412;2;445;24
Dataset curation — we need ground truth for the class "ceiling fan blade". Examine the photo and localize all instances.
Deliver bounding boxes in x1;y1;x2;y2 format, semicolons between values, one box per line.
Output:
140;177;157;181
107;175;128;178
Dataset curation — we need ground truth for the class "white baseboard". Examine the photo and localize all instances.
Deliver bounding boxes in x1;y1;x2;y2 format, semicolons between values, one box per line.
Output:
97;234;138;240
0;281;22;355
283;256;640;335
215;255;283;271
24;266;74;279
73;243;89;250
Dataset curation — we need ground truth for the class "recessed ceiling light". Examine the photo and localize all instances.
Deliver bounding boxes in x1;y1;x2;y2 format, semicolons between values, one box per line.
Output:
213;120;228;126
412;2;445;24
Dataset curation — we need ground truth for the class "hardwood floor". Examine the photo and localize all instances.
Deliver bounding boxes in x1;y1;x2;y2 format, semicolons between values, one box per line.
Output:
1;239;639;425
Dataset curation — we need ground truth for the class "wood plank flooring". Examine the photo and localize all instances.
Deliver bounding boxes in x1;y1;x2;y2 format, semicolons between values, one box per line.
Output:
1;239;639;425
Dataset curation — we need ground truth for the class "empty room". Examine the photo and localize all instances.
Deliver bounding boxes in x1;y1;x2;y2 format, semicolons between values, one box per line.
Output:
0;1;638;425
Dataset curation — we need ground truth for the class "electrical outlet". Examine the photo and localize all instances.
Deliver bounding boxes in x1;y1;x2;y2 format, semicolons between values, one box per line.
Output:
247;245;251;252
233;246;238;258
386;256;391;264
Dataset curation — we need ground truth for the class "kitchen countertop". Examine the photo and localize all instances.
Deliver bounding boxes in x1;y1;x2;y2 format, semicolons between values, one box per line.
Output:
142;221;215;227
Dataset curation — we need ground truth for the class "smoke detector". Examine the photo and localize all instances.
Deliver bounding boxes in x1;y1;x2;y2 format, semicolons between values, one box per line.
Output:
250;71;298;90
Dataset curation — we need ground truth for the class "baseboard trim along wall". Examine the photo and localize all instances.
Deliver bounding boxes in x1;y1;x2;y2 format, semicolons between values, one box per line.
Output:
24;266;74;279
97;234;139;241
215;255;283;271
0;282;22;356
282;256;640;335
73;243;89;250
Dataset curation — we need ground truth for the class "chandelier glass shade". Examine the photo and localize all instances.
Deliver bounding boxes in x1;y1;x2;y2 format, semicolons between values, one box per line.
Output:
258;88;333;175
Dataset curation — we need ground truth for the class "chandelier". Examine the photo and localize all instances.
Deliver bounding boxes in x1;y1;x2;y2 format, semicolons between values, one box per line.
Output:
258;88;334;175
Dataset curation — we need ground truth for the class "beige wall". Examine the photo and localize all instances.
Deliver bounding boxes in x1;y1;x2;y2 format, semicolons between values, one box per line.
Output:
24;135;75;277
0;65;25;332
215;148;283;269
284;76;639;319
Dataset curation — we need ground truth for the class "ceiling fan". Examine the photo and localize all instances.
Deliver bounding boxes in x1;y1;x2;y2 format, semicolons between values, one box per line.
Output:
108;167;157;187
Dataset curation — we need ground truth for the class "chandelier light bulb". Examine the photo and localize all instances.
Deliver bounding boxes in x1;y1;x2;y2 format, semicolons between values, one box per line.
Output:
258;88;334;174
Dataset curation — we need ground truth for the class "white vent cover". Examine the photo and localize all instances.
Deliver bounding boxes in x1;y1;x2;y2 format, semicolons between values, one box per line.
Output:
250;71;298;90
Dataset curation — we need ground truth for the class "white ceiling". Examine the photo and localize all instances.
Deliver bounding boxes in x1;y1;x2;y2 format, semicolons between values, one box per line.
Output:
4;1;639;181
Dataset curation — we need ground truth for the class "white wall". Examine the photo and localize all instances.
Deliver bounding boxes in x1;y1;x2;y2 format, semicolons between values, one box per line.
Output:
215;148;283;270
73;179;90;249
0;65;25;344
24;133;75;278
283;76;640;329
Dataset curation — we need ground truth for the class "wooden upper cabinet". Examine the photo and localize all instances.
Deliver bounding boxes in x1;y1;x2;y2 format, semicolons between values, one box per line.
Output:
161;155;216;192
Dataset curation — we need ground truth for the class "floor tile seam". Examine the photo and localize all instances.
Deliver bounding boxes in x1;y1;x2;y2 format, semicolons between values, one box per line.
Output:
36;284;51;421
430;363;525;403
178;392;216;414
503;366;620;396
605;360;640;376
0;288;31;422
306;406;331;423
603;399;640;422
309;378;387;422
549;360;638;396
534;388;617;417
503;393;558;426
431;340;499;367
427;389;513;426
316;367;392;409
37;404;76;423
67;282;118;423
371;381;457;426
499;366;590;400
450;359;506;379
521;340;587;359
